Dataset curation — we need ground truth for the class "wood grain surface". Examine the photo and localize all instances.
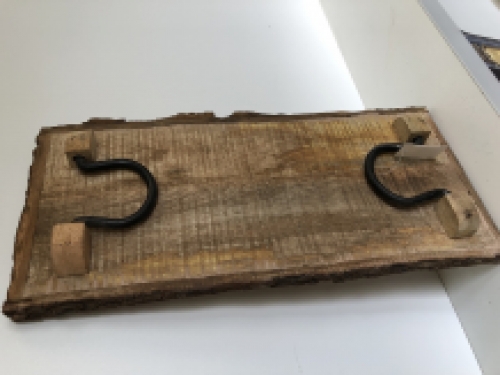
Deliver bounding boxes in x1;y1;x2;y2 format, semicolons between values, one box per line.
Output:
3;108;500;321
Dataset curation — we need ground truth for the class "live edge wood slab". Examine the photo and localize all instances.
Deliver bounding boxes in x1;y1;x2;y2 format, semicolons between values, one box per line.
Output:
4;108;500;321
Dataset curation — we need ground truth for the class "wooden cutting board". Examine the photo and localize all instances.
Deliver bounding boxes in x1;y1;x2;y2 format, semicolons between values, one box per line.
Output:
4;108;500;321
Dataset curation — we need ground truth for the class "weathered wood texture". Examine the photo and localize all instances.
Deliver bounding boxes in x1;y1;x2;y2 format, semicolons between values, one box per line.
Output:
3;108;500;321
463;31;500;80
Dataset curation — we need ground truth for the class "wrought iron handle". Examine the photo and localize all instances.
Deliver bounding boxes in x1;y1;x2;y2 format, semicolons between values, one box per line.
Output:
72;155;158;229
364;140;449;208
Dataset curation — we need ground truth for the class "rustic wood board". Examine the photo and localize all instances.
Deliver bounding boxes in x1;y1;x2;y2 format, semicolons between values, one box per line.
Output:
4;108;500;321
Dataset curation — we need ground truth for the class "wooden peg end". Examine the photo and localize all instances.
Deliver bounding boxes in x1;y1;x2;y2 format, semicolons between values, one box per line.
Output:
51;223;91;277
434;193;479;239
65;130;96;166
392;117;431;143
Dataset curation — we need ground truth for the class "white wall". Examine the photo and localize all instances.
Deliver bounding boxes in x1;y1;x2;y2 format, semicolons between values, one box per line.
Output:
320;0;500;374
439;0;500;39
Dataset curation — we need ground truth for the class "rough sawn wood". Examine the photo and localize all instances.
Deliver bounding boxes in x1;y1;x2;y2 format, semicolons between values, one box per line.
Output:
3;108;500;321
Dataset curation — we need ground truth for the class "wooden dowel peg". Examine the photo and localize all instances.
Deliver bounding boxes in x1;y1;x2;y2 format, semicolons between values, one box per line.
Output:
434;193;480;239
392;117;431;143
65;130;96;166
51;223;91;277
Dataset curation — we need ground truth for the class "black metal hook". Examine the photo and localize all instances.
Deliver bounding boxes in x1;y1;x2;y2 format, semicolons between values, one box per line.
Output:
364;137;449;208
72;155;158;229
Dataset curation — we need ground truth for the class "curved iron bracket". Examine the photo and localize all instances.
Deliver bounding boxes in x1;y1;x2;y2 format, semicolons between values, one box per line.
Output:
364;140;449;208
72;155;158;229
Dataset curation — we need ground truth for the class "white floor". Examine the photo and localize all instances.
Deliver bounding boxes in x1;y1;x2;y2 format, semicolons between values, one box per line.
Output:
0;1;481;374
